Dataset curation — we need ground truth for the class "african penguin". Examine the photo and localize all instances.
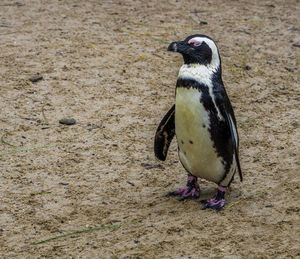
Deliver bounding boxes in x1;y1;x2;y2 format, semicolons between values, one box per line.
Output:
154;34;242;211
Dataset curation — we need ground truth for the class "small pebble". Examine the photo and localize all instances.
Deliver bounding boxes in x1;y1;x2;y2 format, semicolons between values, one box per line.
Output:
59;118;76;125
140;163;165;170
29;75;43;83
126;181;135;186
243;65;251;70
284;67;294;72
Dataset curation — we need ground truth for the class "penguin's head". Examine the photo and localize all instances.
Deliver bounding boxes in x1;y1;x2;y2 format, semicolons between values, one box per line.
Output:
168;34;221;70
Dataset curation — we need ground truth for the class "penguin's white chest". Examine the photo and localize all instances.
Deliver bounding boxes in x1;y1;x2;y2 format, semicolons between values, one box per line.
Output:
175;87;225;183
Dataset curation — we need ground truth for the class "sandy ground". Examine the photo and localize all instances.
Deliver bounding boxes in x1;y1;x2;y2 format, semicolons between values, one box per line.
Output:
0;0;299;258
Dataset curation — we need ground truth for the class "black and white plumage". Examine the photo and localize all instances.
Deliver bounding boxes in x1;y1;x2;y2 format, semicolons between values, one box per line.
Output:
154;34;242;210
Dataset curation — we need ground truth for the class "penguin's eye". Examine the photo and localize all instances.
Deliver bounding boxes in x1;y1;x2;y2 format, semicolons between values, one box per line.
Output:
188;39;202;47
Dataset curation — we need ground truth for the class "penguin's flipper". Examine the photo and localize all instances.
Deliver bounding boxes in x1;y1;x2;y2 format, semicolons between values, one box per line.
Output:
224;108;243;181
154;104;175;161
215;88;242;182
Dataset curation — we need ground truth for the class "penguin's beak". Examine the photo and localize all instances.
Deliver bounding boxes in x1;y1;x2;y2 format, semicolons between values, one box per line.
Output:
168;41;178;52
168;41;186;53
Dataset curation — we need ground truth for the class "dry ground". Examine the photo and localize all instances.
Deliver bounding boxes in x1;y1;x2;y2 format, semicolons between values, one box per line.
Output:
0;0;299;258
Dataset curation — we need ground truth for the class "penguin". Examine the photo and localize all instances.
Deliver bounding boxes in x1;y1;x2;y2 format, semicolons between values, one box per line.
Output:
154;34;242;211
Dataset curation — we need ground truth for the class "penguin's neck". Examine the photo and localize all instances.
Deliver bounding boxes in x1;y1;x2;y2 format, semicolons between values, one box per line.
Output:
176;64;224;121
178;63;221;87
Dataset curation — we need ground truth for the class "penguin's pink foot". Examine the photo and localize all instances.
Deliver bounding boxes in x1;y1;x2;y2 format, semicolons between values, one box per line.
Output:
201;186;226;211
168;175;200;200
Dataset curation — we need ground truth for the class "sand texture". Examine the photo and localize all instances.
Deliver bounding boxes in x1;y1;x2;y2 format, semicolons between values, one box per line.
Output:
0;0;299;258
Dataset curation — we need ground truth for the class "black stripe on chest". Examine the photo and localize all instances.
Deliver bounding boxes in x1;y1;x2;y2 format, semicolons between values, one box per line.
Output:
176;78;233;177
176;78;219;116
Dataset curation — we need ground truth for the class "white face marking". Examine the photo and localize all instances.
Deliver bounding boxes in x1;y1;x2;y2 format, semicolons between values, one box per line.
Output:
188;36;220;71
188;38;202;47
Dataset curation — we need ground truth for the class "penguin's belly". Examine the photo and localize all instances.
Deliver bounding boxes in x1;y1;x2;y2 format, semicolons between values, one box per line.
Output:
175;87;225;183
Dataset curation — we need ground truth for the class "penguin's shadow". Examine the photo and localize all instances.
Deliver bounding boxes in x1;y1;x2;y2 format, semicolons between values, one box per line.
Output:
164;186;216;201
198;187;218;200
164;185;242;202
200;186;242;202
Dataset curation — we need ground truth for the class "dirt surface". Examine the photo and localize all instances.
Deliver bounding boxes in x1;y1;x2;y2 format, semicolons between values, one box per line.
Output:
0;0;299;258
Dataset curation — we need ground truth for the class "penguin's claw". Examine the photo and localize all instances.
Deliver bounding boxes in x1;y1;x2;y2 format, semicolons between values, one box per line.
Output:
200;186;227;211
167;175;200;200
168;186;200;199
201;198;225;211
